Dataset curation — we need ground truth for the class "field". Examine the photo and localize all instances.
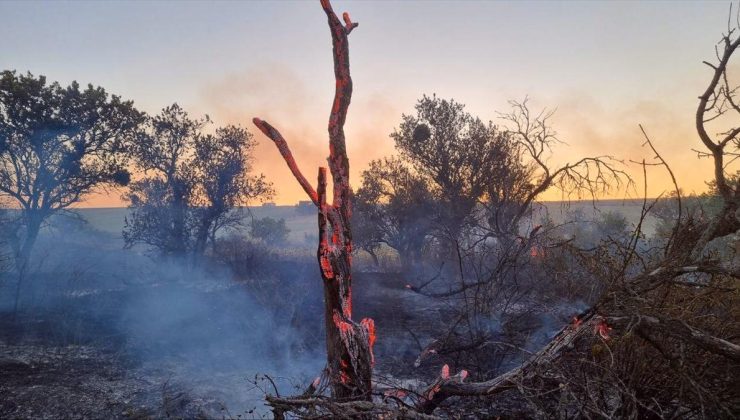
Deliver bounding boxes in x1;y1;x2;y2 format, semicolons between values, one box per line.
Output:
76;199;657;244
0;199;649;418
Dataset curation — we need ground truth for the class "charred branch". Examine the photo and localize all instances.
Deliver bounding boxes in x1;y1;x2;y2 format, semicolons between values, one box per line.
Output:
415;314;603;414
252;0;373;401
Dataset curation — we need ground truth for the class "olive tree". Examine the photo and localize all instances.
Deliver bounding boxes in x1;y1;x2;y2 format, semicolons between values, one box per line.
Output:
0;70;144;314
123;104;272;257
354;156;435;269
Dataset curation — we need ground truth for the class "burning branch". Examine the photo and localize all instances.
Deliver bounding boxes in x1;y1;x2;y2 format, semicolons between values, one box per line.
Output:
253;0;374;402
252;118;318;206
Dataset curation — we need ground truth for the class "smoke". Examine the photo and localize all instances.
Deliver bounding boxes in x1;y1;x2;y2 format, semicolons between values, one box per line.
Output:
542;91;713;199
199;64;400;204
0;201;648;415
0;210;324;416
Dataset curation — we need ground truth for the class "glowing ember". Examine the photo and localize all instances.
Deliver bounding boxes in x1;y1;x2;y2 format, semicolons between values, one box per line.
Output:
344;289;352;318
595;319;612;340
361;317;376;365
530;245;544;258
318;240;334;278
573;316;583;328
440;364;450;379
333;312;353;335
383;389;408;399
425;384;441;401
338;359;351;384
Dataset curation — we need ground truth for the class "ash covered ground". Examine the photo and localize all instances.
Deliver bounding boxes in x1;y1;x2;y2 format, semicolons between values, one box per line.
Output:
0;208;589;418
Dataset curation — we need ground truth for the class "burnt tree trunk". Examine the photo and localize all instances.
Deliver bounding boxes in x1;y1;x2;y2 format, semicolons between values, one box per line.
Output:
252;0;375;401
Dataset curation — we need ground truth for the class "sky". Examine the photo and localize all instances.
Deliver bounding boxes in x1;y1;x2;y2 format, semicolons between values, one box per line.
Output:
0;0;734;207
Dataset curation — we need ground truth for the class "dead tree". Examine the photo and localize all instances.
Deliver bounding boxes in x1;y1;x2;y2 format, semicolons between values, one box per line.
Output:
691;12;740;259
252;0;375;401
409;15;740;416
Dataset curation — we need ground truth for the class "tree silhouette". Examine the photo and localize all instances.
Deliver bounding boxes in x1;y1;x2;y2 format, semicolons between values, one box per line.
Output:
0;70;144;315
392;95;515;244
354;156;435;270
123;104;271;257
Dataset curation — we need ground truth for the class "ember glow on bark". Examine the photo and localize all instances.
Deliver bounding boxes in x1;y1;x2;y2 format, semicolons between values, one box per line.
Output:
440;364;450;379
252;0;374;400
530;245;544;258
595;319;612;340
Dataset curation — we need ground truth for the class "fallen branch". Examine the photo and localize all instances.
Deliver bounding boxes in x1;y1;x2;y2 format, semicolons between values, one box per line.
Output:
607;314;740;362
416;312;602;413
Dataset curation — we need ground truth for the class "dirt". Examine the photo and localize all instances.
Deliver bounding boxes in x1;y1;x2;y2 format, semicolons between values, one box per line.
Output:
0;342;240;419
0;264;562;419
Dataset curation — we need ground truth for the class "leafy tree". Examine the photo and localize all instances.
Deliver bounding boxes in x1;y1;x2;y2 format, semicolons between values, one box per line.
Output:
391;96;535;251
0;205;13;274
249;216;290;245
391;95;516;242
354;157;435;269
595;210;629;240
123;104;272;257
0;70;143;313
481;144;535;235
651;190;722;241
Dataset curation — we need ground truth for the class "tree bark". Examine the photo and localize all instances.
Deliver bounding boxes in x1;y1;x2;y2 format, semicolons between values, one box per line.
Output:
252;0;374;400
12;209;43;319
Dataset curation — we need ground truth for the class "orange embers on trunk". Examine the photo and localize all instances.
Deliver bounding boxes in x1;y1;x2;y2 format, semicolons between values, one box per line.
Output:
252;0;374;401
595;319;612;340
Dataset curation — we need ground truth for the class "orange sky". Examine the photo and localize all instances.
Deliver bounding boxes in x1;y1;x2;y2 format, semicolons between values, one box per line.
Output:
0;1;731;208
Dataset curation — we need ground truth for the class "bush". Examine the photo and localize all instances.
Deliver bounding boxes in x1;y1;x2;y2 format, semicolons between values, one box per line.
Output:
250;217;290;245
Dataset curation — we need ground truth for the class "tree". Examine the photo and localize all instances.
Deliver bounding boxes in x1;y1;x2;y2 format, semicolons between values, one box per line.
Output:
404;17;740;417
123;104;271;257
250;216;290;245
392;95;517;243
0;204;13;275
252;0;376;403
392;99;633;415
0;70;144;314
354;157;435;269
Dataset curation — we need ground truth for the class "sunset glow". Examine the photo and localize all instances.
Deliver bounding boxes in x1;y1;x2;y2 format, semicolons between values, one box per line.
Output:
0;0;728;206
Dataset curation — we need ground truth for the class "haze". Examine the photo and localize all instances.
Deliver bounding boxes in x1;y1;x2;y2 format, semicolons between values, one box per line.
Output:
0;0;727;206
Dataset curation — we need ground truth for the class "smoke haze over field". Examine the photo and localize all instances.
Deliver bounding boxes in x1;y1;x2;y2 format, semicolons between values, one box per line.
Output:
0;218;325;415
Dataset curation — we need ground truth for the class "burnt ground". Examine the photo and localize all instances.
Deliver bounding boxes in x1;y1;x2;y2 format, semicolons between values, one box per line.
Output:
0;246;568;419
0;342;227;419
0;287;285;419
0;260;446;419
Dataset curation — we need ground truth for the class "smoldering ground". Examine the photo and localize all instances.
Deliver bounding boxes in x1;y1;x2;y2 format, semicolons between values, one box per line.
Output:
0;206;623;418
0;213;325;418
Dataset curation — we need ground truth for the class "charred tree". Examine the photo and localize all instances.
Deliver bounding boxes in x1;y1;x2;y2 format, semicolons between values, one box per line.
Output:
252;0;375;401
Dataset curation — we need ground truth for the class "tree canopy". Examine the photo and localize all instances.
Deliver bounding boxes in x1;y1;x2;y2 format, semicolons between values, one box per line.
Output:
123;104;272;257
0;70;143;265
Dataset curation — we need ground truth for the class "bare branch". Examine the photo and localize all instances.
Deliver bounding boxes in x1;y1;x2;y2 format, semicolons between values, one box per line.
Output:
252;118;319;206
